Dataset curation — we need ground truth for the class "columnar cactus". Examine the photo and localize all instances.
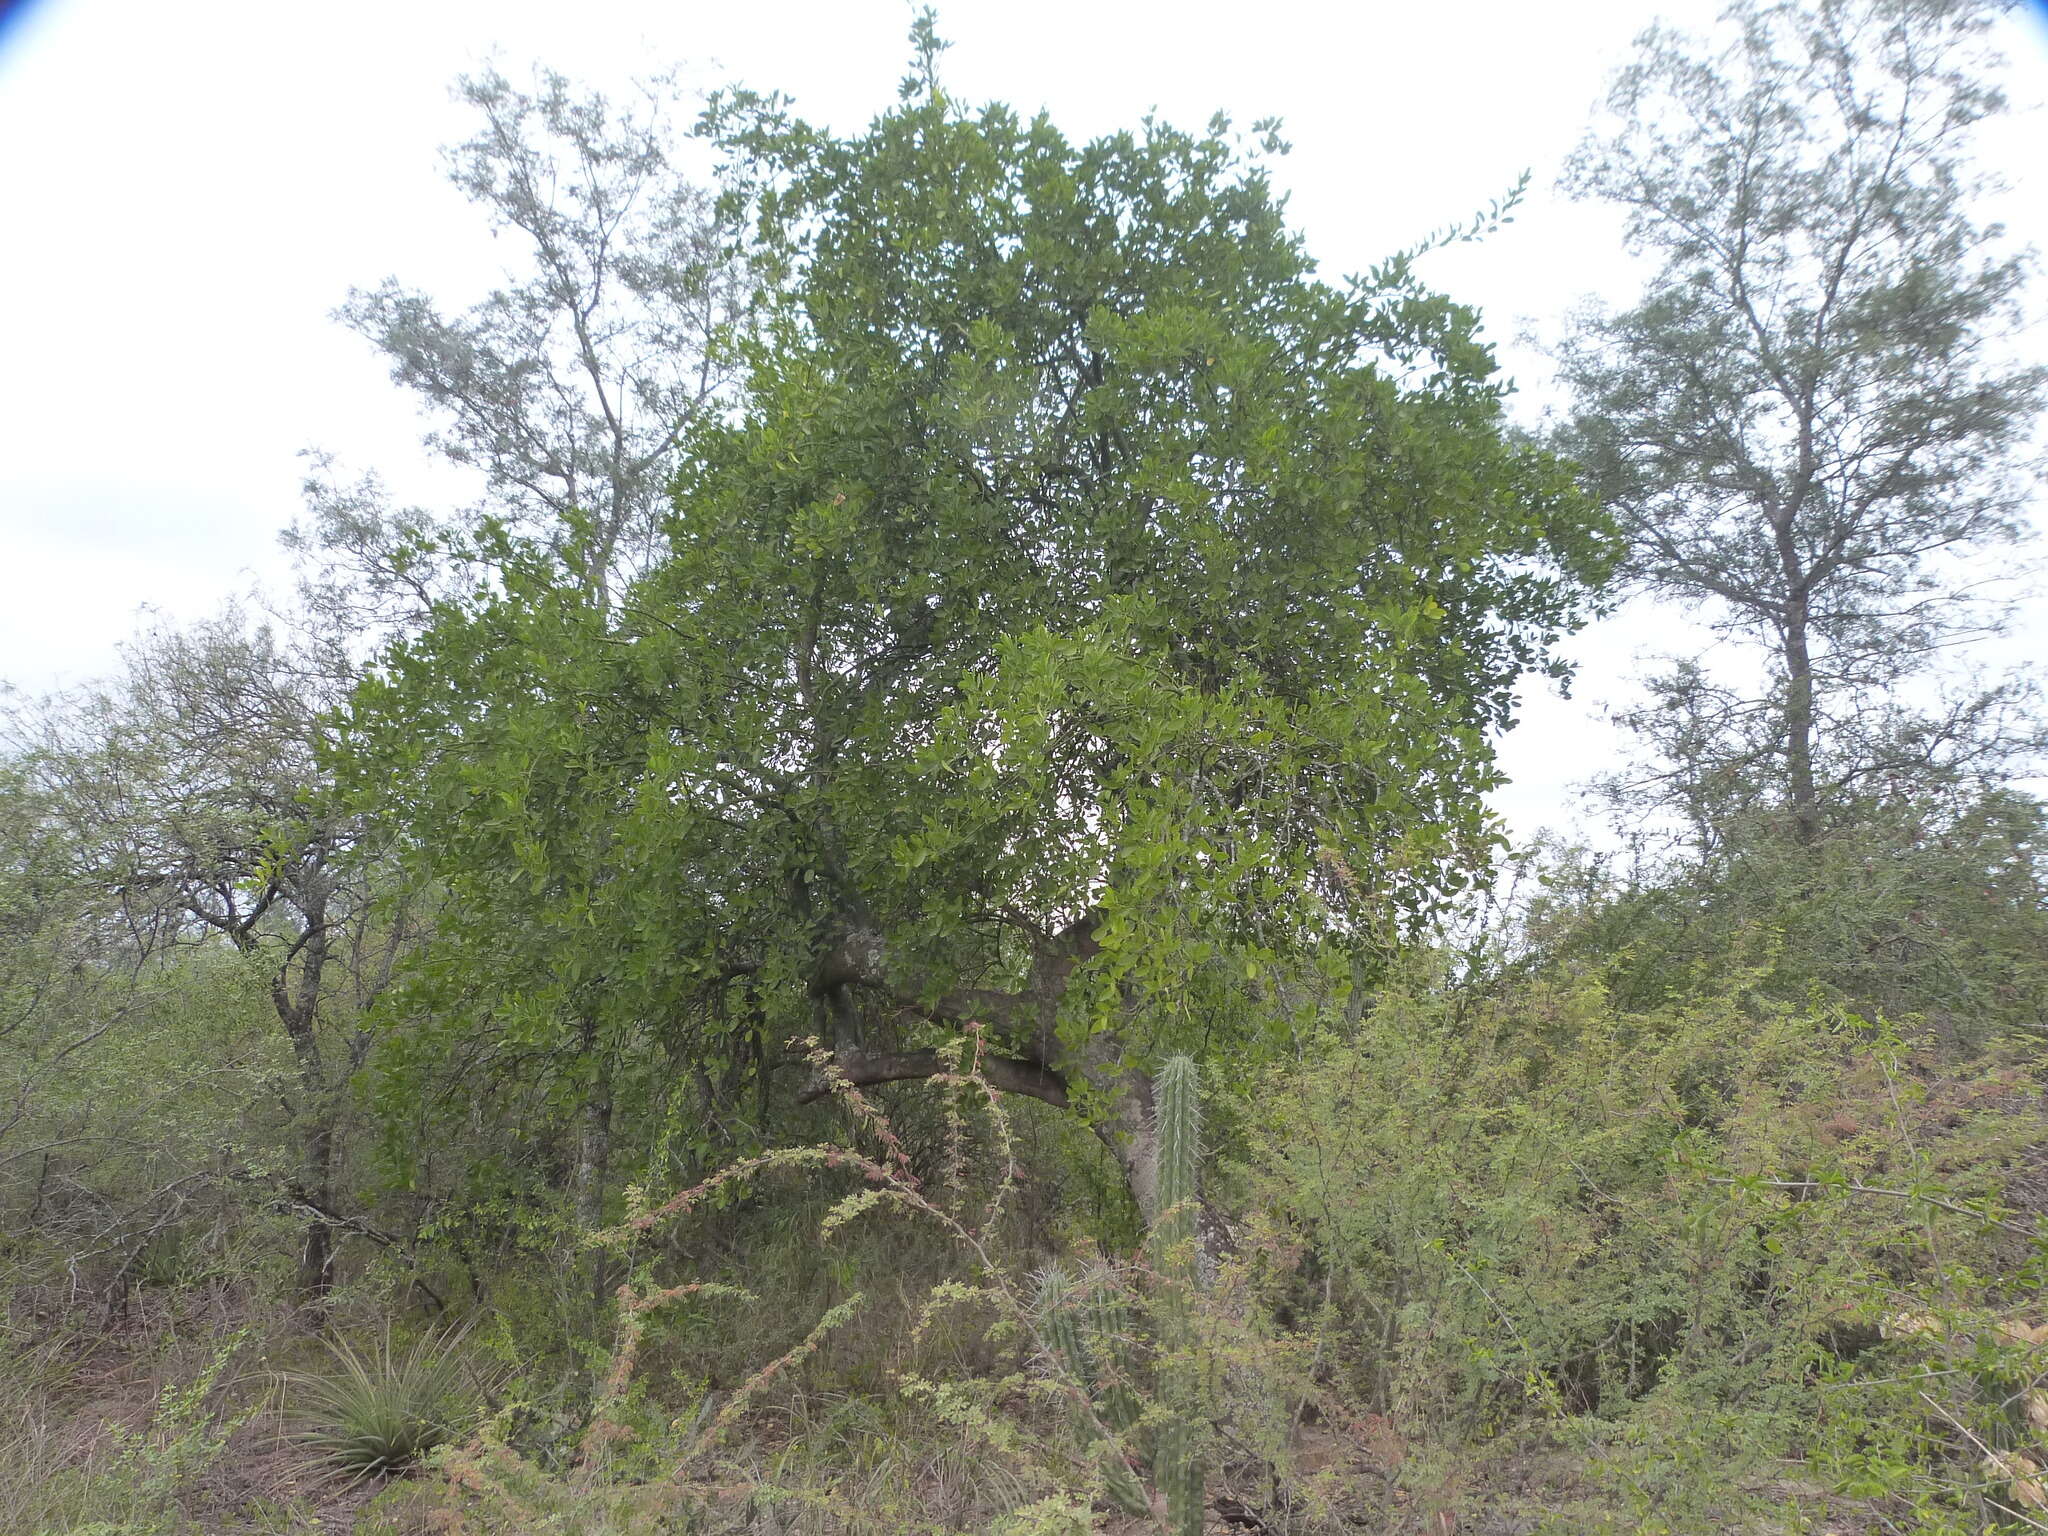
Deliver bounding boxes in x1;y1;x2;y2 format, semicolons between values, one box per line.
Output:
1036;1260;1151;1517
1152;1054;1202;1258
1150;1053;1206;1536
1035;1053;1207;1532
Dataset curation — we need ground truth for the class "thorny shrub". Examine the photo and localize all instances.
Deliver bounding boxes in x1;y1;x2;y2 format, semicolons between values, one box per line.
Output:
408;974;2048;1535
1241;965;2048;1532
425;1030;1312;1534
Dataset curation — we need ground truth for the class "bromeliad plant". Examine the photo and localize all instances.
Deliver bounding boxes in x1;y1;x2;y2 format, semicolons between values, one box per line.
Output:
287;1319;487;1480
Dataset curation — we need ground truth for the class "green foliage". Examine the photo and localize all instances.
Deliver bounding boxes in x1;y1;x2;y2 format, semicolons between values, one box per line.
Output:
423;1037;1070;1530
3;612;397;1303
286;1321;484;1479
1242;964;2048;1530
1526;785;2048;1043
337;23;1611;1225
420;1034;1290;1532
18;16;2048;1536
106;1331;259;1514
0;903;309;1307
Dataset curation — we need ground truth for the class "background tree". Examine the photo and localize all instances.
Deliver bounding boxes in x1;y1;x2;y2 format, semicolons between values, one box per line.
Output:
0;767;304;1318
8;615;407;1300
283;66;751;1266
293;64;750;627
342;27;1612;1227
1555;0;2044;848
0;755;215;1301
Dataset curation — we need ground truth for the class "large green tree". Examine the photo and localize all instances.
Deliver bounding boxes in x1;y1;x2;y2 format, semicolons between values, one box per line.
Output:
344;29;1611;1222
1557;0;2043;848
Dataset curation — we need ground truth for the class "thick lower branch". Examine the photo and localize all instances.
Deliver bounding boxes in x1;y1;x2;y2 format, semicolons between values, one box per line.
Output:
800;1046;1069;1109
816;913;1100;1061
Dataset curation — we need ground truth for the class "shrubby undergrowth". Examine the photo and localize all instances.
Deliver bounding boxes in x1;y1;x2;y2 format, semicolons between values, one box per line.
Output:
335;981;2046;1536
4;875;2047;1533
5;4;2047;1533
1246;966;2048;1531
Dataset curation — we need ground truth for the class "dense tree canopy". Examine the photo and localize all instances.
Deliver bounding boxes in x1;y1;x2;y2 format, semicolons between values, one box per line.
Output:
341;37;1612;1214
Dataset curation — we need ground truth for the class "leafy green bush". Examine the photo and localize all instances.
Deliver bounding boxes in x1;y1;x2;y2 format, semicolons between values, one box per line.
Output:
1525;789;2048;1046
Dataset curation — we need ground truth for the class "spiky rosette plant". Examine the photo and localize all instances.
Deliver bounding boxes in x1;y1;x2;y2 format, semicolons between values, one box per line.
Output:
287;1322;483;1480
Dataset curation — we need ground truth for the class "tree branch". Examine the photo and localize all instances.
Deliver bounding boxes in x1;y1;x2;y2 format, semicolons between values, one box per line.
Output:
799;1046;1069;1109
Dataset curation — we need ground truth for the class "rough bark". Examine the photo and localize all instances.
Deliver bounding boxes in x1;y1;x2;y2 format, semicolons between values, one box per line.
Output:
804;914;1229;1253
804;1046;1070;1107
572;1016;617;1320
1782;593;1820;848
254;866;342;1304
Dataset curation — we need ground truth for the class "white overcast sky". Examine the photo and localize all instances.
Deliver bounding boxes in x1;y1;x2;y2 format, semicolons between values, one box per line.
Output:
2;0;2044;843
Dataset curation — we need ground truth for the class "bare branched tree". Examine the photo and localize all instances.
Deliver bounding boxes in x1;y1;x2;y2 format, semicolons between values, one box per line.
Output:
1557;0;2045;847
293;64;750;623
5;615;412;1302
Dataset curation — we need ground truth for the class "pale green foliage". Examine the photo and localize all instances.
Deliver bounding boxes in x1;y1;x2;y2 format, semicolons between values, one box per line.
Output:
0;858;305;1304
422;1037;1273;1532
1557;0;2044;837
1522;785;2048;1045
0;1331;255;1536
3;611;397;1301
1244;968;2048;1530
425;1039;1077;1531
307;64;748;620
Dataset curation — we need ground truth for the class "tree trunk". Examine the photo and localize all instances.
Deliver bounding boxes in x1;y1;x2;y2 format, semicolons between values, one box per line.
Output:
270;876;340;1306
296;1120;338;1299
1073;1044;1230;1267
812;913;1238;1255
1088;1059;1162;1225
573;1074;614;1232
1782;592;1821;847
572;1019;616;1321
